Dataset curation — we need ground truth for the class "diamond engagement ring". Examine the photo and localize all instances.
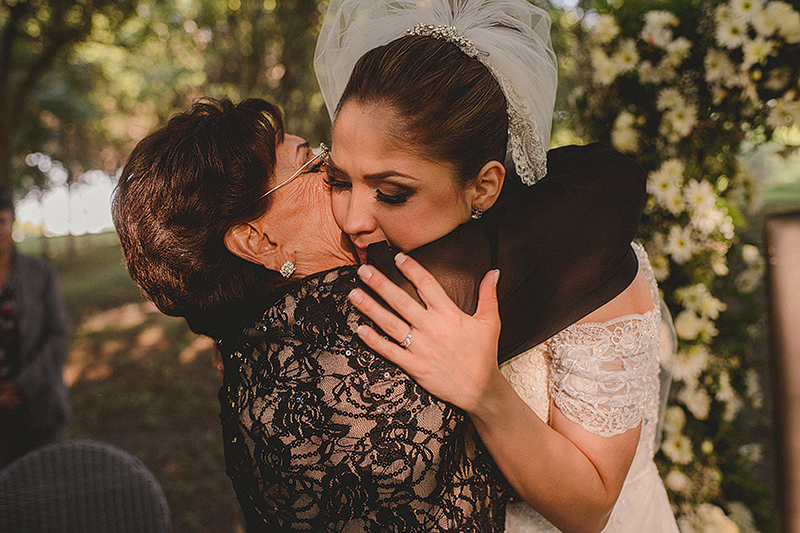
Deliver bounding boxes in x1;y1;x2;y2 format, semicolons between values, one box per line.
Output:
401;329;413;349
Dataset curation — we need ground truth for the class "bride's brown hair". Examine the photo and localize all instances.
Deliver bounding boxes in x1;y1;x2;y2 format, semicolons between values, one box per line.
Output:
336;34;508;186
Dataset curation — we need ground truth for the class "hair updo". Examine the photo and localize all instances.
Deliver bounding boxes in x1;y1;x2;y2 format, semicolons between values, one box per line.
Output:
336;34;508;186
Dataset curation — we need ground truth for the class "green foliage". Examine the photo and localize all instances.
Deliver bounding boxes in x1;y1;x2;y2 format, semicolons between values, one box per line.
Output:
2;0;332;192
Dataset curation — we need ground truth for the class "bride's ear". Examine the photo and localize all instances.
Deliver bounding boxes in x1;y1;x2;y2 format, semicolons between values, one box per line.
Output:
472;160;505;212
224;222;280;269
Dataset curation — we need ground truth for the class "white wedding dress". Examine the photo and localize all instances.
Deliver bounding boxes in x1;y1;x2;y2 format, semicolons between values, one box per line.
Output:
499;243;679;533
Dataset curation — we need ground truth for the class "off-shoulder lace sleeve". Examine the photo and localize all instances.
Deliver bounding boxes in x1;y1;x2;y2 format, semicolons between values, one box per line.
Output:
547;243;662;438
547;312;660;437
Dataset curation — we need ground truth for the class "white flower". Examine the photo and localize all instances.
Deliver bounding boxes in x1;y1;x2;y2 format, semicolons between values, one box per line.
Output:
724;394;744;422
665;225;696;264
735;268;763;293
675;309;704;340
659;158;685;178
716;16;749;49
697;316;719;342
675;283;708;311
663;405;687;435
705;49;737;84
691;204;727;235
715;3;733;24
650;254;671;281
778;8;800;43
679;383;712;420
753;3;780;36
720;214;736;240
611;38;640;74
657;87;685;111
738;443;763;464
695;503;741;533
741;37;776;69
730;0;763;24
699;294;727;320
648;160;686;212
741;243;763;266
662;103;698;140
641;11;679;49
645;10;680;29
637;60;663;84
726;501;760;533
716;371;736;402
589;14;620;44
745;368;764;408
661;431;694;464
611;111;640;153
590;49;618;85
665;470;692;494
664;189;688;215
675;283;726;319
710;251;730;276
664;36;692;67
766;97;800;129
765;67;791;90
673;345;710;384
765;0;796;22
684;179;718;212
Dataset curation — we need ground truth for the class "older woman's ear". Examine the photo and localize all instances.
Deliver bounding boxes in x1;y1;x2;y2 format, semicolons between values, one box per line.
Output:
225;223;282;270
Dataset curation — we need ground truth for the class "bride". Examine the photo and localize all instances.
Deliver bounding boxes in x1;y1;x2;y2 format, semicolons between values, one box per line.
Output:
315;0;680;531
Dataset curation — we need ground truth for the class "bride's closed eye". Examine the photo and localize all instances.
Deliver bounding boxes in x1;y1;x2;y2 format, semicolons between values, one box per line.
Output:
325;169;413;206
375;186;412;205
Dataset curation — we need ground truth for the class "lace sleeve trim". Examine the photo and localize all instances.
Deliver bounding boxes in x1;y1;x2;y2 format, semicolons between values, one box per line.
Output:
548;306;661;438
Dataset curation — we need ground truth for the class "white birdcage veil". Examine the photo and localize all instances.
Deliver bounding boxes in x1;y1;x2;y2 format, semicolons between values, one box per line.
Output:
314;0;558;184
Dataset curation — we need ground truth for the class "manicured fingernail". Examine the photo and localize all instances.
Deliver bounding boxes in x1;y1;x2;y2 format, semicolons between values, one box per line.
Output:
395;252;407;265
493;269;500;287
357;264;373;281
348;289;363;304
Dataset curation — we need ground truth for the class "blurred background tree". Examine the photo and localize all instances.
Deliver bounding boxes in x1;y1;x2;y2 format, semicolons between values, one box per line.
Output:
1;0;329;196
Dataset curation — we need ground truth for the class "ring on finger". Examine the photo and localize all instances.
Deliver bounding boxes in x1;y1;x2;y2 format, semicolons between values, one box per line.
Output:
400;329;413;349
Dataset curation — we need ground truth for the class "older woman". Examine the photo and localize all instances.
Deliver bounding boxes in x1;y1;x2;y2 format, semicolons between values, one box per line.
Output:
113;93;644;531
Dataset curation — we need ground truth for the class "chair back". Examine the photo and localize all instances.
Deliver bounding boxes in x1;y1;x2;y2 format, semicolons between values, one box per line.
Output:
0;440;171;533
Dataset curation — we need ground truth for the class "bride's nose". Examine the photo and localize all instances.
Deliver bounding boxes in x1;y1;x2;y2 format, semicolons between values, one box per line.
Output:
340;187;377;237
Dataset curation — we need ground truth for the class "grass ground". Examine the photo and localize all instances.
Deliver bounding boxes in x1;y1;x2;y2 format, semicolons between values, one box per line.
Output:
27;232;244;533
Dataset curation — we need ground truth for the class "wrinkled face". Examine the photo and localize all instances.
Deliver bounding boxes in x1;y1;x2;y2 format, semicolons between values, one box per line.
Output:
328;101;475;263
258;134;357;272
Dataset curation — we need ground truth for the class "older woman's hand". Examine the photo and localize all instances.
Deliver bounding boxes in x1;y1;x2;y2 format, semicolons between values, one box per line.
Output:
347;252;504;413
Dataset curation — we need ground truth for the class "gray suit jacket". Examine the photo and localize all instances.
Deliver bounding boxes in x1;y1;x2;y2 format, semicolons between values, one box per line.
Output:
11;251;71;432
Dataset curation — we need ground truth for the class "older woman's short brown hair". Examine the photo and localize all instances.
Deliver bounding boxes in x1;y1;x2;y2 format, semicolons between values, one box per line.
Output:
113;98;286;338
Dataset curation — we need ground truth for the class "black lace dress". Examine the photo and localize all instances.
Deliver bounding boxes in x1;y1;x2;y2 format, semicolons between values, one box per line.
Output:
219;268;508;532
218;144;647;532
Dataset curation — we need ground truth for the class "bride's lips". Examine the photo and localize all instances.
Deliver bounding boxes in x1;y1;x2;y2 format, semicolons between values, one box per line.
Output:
355;245;369;264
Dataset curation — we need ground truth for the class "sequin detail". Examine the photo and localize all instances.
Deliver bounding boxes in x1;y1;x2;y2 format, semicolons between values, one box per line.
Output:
219;267;508;532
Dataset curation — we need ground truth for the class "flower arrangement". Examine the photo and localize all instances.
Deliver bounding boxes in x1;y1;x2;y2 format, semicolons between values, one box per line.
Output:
563;0;800;530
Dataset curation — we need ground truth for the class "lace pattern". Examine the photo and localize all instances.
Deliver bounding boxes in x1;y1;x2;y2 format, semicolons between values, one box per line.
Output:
548;243;661;438
547;311;659;437
506;93;547;185
219;267;508;532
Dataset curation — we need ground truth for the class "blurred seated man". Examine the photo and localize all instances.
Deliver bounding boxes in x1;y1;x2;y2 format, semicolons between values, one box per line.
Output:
0;186;71;470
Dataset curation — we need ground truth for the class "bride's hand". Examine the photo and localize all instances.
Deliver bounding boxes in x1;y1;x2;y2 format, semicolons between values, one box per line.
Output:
348;252;503;413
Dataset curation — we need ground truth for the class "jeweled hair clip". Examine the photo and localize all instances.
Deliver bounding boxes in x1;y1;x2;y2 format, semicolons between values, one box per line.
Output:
405;23;485;59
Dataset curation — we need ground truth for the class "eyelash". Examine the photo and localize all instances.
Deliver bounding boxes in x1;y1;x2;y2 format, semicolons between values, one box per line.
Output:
324;174;411;205
308;159;326;173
